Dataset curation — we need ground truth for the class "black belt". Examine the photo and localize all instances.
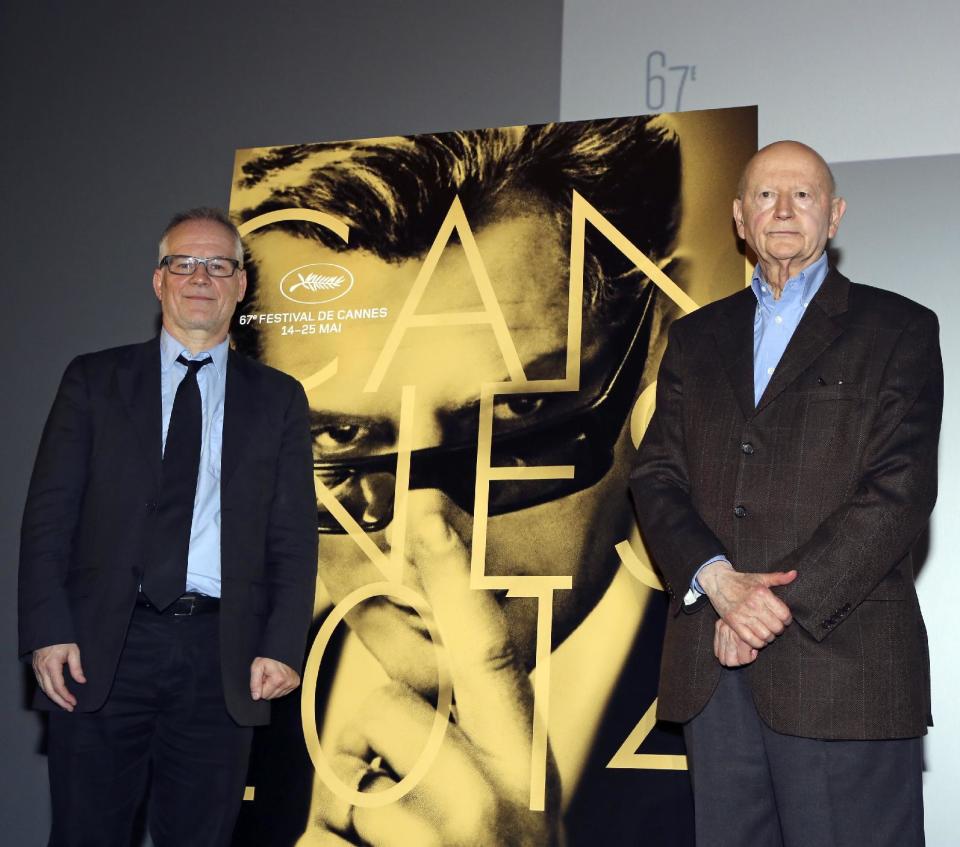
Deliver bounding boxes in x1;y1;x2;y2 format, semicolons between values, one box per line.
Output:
136;591;220;616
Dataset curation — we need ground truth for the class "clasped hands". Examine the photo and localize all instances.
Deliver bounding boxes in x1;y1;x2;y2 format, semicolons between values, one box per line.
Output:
698;560;797;668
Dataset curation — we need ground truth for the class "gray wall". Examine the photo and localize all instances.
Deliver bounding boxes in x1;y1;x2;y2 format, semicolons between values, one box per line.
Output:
0;2;563;842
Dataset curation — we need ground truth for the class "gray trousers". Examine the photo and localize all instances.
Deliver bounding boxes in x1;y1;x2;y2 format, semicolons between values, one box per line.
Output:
683;667;924;847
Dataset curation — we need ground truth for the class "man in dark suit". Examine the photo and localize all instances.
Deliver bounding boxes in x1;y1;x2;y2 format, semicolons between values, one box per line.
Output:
19;208;318;847
631;141;942;847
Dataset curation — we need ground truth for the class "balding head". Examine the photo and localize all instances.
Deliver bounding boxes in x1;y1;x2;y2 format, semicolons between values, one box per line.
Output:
737;140;836;200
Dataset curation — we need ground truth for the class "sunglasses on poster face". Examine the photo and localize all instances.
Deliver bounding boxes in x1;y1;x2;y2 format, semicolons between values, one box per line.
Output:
313;286;655;534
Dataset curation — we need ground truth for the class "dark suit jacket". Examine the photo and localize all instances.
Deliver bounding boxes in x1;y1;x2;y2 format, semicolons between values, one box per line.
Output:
18;337;318;726
630;269;942;740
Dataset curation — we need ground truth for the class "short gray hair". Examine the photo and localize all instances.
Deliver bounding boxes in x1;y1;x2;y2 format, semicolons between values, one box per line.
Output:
158;207;244;263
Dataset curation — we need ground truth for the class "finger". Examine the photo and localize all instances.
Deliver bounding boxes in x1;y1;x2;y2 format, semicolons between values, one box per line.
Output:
312;833;357;847
738;641;758;666
296;827;360;847
353;811;441;847
44;659;77;710
761;569;798;587
336;681;487;813
760;612;786;636
261;665;293;700
718;637;734;666
314;752;373;834
410;513;534;767
719;626;741;667
759;596;793;627
260;671;282;700
265;676;298;700
738;610;775;643
728;616;768;650
715;625;731;666
720;624;756;667
250;660;266;700
714;620;734;663
352;792;444;847
743;585;793;627
732;625;757;665
66;646;86;684
269;671;300;699
261;663;286;699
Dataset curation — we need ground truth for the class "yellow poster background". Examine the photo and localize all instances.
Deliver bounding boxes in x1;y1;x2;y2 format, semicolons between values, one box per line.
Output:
228;107;756;847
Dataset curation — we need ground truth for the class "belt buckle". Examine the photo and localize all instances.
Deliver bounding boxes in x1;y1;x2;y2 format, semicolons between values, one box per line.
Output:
172;595;196;617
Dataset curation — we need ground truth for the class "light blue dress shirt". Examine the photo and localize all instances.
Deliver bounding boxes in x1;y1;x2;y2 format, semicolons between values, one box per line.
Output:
689;253;829;598
159;328;228;598
751;252;829;405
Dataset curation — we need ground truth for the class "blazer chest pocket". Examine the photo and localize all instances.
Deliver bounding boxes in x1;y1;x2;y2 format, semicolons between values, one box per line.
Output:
799;384;868;443
804;381;863;404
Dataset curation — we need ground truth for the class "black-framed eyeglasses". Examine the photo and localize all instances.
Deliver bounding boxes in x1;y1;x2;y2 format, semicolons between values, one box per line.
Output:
159;255;242;277
314;285;655;534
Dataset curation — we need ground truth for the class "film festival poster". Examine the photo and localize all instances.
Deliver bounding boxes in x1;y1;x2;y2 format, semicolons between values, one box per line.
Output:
227;106;756;847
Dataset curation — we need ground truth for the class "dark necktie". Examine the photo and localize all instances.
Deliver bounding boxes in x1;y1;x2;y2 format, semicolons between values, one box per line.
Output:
141;354;212;611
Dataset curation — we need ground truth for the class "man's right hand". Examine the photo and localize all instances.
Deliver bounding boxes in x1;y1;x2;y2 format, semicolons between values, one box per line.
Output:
699;561;797;650
32;643;85;711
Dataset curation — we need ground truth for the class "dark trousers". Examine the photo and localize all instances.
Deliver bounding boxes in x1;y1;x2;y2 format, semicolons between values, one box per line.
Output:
47;604;253;847
683;667;924;847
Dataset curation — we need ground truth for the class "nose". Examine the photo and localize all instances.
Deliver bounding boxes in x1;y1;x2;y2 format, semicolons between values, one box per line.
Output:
406;397;447;452
773;194;794;219
187;260;213;284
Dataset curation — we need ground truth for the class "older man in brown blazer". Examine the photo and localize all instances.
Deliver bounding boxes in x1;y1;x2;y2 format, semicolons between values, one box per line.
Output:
631;141;941;847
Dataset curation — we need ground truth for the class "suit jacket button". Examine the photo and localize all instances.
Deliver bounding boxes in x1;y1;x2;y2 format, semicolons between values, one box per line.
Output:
733;505;747;518
145;501;157;512
741;442;755;454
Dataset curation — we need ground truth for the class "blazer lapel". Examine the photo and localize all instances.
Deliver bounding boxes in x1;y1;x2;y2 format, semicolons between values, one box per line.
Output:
116;337;162;484
221;349;261;491
712;288;757;421
755;269;850;413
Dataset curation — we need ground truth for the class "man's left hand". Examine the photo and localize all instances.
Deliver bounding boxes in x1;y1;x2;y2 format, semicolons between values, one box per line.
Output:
713;619;758;667
250;657;301;701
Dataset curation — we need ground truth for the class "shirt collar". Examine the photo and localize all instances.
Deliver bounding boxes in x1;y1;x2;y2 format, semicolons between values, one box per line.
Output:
751;251;829;310
159;328;229;378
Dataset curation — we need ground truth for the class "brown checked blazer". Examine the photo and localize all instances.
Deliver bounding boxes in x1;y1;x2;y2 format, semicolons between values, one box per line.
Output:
630;269;942;740
18;338;318;726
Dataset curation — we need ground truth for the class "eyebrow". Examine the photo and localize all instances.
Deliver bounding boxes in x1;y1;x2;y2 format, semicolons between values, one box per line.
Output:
307;347;573;427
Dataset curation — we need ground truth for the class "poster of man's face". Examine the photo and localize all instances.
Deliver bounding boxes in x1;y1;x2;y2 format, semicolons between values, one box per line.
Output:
229;108;756;847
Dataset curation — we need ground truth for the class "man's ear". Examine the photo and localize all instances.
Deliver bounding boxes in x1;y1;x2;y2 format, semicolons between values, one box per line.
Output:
732;198;746;240
237;268;248;302
828;197;847;239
